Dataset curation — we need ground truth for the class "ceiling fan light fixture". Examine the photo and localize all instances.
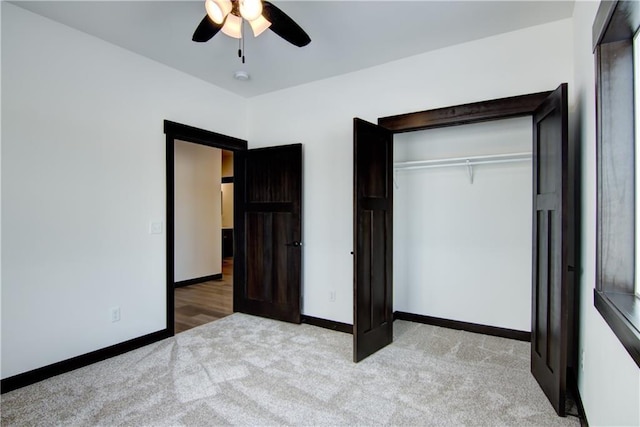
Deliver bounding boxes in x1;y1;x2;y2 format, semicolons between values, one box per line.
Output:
221;13;243;39
248;15;271;37
205;0;232;24
239;0;263;22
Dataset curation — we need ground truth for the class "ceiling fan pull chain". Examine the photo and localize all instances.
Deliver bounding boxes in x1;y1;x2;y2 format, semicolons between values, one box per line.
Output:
241;20;246;63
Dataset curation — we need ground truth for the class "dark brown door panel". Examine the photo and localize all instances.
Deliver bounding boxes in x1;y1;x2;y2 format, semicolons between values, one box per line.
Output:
353;118;393;362
239;144;302;324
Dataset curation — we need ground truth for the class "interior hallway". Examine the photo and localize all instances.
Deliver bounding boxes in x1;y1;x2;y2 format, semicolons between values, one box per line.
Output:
174;258;233;333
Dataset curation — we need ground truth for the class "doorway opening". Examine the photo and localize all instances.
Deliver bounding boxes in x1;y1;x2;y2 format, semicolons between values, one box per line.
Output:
165;121;304;331
164;120;247;336
173;143;235;333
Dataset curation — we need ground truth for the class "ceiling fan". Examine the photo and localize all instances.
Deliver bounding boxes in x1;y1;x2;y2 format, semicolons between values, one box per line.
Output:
192;0;311;49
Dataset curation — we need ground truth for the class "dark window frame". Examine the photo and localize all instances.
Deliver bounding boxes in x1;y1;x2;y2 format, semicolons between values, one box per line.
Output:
593;0;640;367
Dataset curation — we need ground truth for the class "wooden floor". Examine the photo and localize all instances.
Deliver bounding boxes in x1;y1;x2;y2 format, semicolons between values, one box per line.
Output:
174;258;233;334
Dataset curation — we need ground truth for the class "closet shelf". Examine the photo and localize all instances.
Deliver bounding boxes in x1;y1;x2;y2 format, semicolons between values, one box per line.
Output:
393;152;532;171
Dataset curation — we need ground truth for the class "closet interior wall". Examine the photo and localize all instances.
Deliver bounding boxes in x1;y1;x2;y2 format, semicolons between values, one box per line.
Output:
393;116;533;332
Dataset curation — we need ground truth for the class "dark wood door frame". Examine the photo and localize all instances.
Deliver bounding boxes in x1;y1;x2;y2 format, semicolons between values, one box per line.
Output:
377;91;552;132
164;120;247;335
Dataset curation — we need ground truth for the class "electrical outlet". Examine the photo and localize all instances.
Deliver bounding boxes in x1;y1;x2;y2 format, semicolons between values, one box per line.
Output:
110;307;121;323
329;290;336;302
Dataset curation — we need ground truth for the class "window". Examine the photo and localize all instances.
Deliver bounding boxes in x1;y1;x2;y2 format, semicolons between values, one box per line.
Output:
594;0;640;367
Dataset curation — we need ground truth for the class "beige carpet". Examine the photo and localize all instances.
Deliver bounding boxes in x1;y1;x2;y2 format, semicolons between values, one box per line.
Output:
1;314;579;426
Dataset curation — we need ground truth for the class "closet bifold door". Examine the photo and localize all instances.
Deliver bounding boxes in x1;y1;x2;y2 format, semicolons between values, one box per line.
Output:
531;83;571;417
353;118;394;362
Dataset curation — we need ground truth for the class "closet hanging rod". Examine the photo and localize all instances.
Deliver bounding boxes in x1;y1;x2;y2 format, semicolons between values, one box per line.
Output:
394;152;531;171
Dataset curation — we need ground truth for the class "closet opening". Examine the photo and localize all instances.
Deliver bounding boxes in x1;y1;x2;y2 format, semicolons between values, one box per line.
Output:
393;117;532;336
354;85;577;416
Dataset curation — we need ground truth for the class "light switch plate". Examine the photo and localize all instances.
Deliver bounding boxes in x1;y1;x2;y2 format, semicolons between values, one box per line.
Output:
149;221;163;234
110;306;121;323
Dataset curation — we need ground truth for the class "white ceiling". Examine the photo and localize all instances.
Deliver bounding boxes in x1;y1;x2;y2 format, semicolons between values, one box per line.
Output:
11;1;575;98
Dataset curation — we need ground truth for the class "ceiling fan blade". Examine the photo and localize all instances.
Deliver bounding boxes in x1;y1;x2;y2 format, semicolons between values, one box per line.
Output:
192;15;223;42
262;1;311;47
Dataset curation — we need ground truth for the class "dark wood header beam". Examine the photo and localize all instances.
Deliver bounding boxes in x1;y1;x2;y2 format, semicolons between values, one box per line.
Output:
593;1;640;51
164;120;247;151
377;91;552;133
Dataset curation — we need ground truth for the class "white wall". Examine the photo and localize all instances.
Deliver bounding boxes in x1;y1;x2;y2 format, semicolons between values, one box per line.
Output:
394;117;532;331
1;3;247;379
174;141;222;282
6;6;636;424
248;19;574;324
571;1;640;425
0;0;4;368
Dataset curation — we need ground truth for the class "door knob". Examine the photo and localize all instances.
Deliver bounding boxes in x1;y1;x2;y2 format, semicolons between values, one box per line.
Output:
286;241;302;247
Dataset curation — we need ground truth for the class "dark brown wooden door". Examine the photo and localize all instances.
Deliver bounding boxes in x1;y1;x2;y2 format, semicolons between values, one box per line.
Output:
238;144;302;324
353;118;394;362
531;83;571;416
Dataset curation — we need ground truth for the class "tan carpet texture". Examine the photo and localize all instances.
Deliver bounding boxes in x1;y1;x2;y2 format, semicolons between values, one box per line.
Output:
1;314;578;426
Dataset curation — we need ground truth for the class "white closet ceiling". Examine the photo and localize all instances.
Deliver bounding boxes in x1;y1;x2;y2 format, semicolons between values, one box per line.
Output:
11;1;575;98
